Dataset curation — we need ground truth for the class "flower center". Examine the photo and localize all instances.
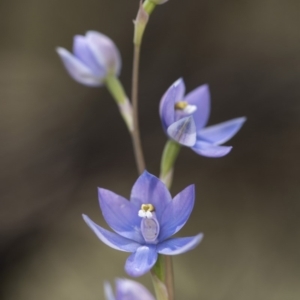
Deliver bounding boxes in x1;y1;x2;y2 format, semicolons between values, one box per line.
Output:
138;204;160;243
138;204;155;218
175;101;188;110
175;101;197;114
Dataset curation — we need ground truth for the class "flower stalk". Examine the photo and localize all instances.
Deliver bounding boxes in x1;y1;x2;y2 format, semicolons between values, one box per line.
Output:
131;3;150;174
105;75;134;132
160;139;181;189
132;2;176;299
151;259;169;300
152;254;175;300
143;0;156;15
158;140;181;300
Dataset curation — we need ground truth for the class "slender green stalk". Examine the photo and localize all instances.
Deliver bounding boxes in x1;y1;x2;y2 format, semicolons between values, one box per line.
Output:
160;140;181;189
143;0;156;14
164;256;174;300
105;75;133;132
133;2;174;299
151;255;169;300
151;273;169;300
131;44;146;174
158;139;182;300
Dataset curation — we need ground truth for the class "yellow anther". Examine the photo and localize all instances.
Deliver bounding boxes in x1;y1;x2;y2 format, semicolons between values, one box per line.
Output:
141;204;155;212
175;101;188;110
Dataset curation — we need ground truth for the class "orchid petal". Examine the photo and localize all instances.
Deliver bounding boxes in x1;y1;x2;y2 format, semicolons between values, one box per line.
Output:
82;215;140;252
104;282;116;300
167;116;196;147
73;35;106;77
159;185;195;241
116;279;155;300
172;78;186;102
157;234;204;255
159;78;185;131
192;141;232;157
130;171;172;222
184;84;210;130
98;188;144;243
86;31;121;75
125;245;158;277
56;47;103;86
198;117;246;145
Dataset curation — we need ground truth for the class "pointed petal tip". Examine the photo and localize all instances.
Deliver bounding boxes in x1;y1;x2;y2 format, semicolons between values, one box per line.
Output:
198;116;246;145
97;186;104;196
231;116;247;125
138;170;163;185
82;213;89;222
174;77;184;87
197;232;204;240
103;281;115;300
56;46;67;55
86;30;101;36
239;116;247;123
192;142;233;157
82;215;140;252
97;187;103;202
140;169;151;177
73;34;85;42
201;83;210;93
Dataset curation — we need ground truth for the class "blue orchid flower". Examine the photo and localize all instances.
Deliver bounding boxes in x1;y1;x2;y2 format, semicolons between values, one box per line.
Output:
56;31;121;87
159;78;246;157
104;278;155;300
83;171;203;277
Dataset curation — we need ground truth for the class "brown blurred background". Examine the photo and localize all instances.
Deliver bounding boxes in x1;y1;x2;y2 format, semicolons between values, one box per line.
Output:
0;0;300;299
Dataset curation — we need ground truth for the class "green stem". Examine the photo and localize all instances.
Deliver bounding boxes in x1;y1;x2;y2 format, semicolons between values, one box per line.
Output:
160;140;181;189
151;255;168;300
158;140;182;300
131;44;146;174
143;0;156;15
105;75;127;105
133;2;173;299
104;75;133;132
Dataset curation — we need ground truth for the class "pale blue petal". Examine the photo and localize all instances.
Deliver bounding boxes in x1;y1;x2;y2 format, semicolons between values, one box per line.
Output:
82;214;140;252
104;282;116;300
167;116;196;147
198;117;246;145
192;140;232;157
159;78;185;131
86;31;121;75
98;188;144;243
130;171;172;222
172;78;186;102
56;47;103;86
159;185;195;241
157;234;204;255
184;84;210;130
73;35;106;77
125;245;158;277
116;278;155;300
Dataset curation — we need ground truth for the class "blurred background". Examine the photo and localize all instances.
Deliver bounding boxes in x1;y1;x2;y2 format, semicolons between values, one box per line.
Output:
0;0;300;299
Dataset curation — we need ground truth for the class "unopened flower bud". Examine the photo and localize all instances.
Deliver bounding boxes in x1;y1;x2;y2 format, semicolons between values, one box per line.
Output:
56;31;121;86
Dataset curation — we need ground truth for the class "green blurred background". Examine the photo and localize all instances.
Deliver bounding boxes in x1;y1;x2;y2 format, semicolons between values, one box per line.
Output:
1;0;300;299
